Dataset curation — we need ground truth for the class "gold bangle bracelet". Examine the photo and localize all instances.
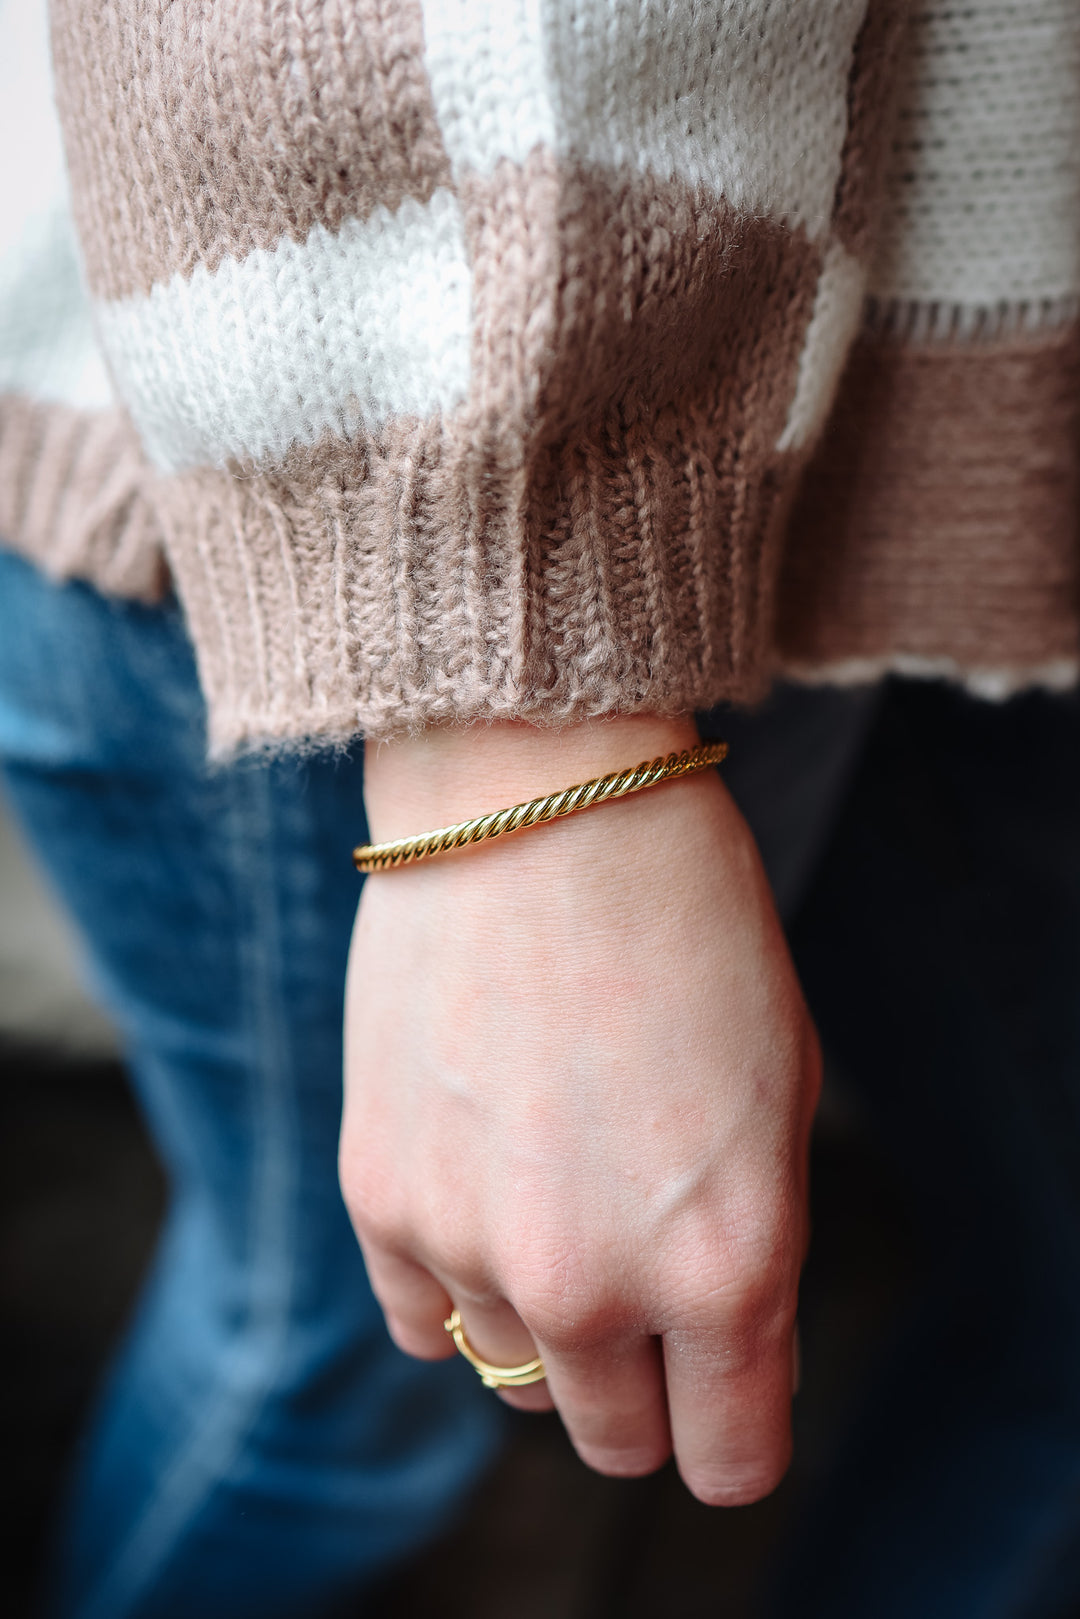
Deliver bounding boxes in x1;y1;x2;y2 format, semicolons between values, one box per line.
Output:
352;740;728;874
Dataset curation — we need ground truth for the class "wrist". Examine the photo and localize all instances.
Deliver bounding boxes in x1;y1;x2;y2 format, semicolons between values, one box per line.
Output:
363;713;701;845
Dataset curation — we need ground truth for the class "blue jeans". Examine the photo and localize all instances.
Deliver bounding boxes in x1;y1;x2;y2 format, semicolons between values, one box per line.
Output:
0;555;505;1619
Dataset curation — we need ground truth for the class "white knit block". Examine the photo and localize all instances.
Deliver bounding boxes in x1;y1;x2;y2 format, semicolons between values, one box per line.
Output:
420;0;557;170
421;0;868;238
95;188;473;473
0;201;114;411
0;0;112;409
872;0;1080;309
777;242;867;452
0;0;63;265
785;652;1080;701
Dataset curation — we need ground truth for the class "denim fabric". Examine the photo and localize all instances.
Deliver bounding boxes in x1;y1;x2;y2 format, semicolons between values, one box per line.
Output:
0;550;882;1618
0;553;504;1619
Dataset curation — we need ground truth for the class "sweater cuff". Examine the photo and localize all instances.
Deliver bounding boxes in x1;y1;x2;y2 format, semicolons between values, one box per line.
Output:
161;418;795;754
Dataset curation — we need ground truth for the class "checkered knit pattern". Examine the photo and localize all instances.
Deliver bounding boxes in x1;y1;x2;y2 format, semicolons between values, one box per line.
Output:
2;0;1078;750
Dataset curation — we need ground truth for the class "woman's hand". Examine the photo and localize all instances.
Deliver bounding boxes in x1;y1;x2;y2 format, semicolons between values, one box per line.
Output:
342;715;820;1505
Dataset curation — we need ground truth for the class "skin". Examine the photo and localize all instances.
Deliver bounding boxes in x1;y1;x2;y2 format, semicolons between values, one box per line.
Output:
341;712;821;1505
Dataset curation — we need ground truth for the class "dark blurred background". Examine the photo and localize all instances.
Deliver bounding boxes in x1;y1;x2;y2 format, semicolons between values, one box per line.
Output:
8;678;1013;1618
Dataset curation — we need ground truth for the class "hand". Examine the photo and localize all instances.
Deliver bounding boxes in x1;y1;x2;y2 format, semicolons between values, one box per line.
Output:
341;714;820;1504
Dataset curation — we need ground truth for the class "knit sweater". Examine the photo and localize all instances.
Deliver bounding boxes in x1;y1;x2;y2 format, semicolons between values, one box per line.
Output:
0;0;162;599
2;0;1078;750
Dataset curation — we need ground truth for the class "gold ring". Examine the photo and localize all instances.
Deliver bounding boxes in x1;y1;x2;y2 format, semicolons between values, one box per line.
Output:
443;1309;547;1389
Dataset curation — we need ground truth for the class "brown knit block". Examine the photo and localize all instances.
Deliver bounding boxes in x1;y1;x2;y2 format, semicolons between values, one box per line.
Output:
778;322;1080;678
50;0;451;300
140;152;823;748
831;0;914;261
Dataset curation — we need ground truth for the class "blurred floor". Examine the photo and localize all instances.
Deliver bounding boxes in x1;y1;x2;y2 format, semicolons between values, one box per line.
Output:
0;1044;163;1619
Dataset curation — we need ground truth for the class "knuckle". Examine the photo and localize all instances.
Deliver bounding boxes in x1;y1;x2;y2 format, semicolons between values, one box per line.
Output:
668;1246;799;1378
494;1231;628;1353
491;1224;585;1298
715;1214;802;1320
724;1268;795;1342
340;1164;489;1291
515;1303;579;1355
446;1274;504;1310
428;1227;495;1296
732;1194;804;1276
517;1287;630;1355
340;1171;408;1252
673;1253;788;1337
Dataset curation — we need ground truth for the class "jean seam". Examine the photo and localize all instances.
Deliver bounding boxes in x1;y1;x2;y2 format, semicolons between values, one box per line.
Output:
75;766;302;1619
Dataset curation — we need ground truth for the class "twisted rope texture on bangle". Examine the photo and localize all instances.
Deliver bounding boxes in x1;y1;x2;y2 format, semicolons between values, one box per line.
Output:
352;741;728;873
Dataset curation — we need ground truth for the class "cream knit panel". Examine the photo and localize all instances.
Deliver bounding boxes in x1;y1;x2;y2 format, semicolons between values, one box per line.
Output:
420;0;866;234
870;0;1080;329
0;0;110;411
72;0;871;478
97;190;473;474
779;1;1080;694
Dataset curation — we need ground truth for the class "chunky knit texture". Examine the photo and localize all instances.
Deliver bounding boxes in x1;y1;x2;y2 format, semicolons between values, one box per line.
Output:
4;0;1079;748
0;0;163;598
781;0;1080;695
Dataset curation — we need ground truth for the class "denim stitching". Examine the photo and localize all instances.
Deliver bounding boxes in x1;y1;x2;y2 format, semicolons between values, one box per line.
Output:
75;765;301;1618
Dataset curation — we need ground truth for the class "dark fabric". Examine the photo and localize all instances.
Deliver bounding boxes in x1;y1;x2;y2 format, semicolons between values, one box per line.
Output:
775;681;1080;1619
0;553;502;1619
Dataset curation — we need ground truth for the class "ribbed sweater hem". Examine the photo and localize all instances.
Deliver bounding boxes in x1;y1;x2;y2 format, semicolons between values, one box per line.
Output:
0;397;165;601
161;419;795;754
